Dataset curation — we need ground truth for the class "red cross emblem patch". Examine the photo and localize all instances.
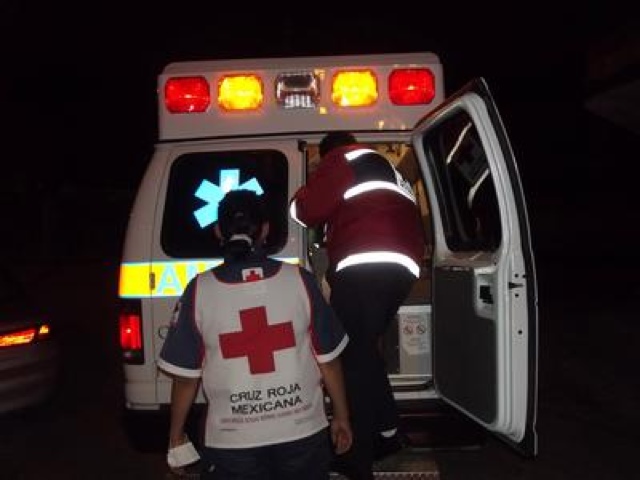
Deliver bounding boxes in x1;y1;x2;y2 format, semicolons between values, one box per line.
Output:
219;306;295;374
242;267;264;282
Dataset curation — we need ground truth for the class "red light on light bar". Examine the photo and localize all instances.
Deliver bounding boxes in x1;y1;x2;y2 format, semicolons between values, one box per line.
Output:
164;76;211;113
388;69;435;105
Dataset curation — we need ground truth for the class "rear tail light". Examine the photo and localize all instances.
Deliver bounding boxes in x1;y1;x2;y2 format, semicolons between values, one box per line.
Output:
119;300;144;364
0;323;52;348
164;76;211;113
388;68;435;105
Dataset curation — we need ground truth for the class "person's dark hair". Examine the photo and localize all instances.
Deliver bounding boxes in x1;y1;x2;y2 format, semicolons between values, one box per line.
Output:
217;190;266;258
318;131;357;157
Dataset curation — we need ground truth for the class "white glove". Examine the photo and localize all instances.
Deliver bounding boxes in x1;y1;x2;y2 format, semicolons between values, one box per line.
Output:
167;438;201;468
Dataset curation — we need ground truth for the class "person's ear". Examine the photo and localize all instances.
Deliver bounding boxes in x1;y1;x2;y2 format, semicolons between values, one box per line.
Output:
214;223;224;242
259;222;270;243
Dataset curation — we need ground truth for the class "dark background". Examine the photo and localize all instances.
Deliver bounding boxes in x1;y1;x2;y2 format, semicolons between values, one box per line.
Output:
2;3;638;269
1;4;639;479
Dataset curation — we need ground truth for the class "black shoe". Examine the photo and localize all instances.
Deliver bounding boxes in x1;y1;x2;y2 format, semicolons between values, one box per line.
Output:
331;451;375;479
330;457;348;475
330;456;359;479
373;432;409;461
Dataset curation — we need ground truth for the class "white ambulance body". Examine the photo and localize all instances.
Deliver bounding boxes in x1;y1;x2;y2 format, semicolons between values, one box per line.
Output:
118;52;538;457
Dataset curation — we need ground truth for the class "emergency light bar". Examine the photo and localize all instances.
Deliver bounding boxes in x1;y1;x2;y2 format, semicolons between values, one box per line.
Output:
158;52;444;139
164;67;433;113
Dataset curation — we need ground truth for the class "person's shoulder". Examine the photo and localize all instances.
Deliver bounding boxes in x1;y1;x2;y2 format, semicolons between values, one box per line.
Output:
181;272;206;296
270;259;296;272
322;144;357;163
336;144;362;156
273;260;304;276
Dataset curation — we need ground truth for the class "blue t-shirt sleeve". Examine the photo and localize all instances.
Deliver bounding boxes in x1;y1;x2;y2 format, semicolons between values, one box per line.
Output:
298;268;348;363
157;278;203;378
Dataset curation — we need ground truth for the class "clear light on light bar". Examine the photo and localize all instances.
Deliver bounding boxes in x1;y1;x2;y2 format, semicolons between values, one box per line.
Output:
275;71;320;109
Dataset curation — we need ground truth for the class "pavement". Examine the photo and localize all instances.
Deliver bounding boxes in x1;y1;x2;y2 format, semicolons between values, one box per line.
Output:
3;258;638;479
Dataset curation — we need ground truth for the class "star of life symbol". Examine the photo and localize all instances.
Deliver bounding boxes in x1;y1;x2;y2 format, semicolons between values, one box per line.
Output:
219;306;295;374
193;168;264;228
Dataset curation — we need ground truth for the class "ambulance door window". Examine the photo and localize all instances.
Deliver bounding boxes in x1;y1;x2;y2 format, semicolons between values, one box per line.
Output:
161;150;289;258
427;114;501;252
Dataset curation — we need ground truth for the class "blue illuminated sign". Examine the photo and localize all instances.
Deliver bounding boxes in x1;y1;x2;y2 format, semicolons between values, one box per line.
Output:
193;168;264;228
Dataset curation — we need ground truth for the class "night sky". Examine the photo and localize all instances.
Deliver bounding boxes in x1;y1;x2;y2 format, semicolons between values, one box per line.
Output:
2;3;638;264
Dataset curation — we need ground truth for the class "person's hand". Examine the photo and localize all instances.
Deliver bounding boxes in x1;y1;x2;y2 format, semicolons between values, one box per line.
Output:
169;432;188;449
167;464;186;478
167;433;187;476
330;416;353;454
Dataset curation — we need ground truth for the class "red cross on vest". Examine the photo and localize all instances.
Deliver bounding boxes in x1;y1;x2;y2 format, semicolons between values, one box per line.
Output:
242;267;263;282
219;306;295;374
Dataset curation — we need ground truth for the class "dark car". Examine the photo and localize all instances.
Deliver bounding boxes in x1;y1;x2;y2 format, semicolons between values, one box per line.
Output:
0;266;59;414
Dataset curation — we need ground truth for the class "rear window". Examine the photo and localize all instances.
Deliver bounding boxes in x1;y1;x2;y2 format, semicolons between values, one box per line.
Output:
161;149;289;258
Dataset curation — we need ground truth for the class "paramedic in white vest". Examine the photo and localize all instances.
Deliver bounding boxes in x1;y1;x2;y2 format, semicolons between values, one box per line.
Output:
290;132;424;479
158;189;352;479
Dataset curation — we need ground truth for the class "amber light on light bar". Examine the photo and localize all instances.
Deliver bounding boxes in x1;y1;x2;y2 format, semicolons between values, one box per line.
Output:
331;69;378;107
164;76;211;113
218;74;264;111
388;68;436;105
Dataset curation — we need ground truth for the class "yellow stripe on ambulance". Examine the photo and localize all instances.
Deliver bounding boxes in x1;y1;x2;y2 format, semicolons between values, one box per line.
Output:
119;258;300;298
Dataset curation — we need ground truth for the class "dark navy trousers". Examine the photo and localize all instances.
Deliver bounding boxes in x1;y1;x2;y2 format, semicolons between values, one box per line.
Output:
328;263;415;479
201;427;331;480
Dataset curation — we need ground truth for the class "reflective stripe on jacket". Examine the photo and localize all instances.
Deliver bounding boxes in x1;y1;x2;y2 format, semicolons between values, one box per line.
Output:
290;144;424;277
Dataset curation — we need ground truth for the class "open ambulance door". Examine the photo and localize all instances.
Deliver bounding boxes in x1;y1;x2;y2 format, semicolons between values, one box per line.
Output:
411;78;538;457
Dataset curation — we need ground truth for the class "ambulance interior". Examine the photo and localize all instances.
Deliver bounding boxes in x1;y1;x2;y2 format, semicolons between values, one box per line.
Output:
304;142;434;384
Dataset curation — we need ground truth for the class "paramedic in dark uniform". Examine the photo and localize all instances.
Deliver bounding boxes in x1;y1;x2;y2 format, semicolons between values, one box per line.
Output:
158;189;352;480
290;132;424;479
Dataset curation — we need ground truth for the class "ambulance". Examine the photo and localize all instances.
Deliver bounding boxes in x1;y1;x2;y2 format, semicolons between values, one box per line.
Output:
117;52;538;461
